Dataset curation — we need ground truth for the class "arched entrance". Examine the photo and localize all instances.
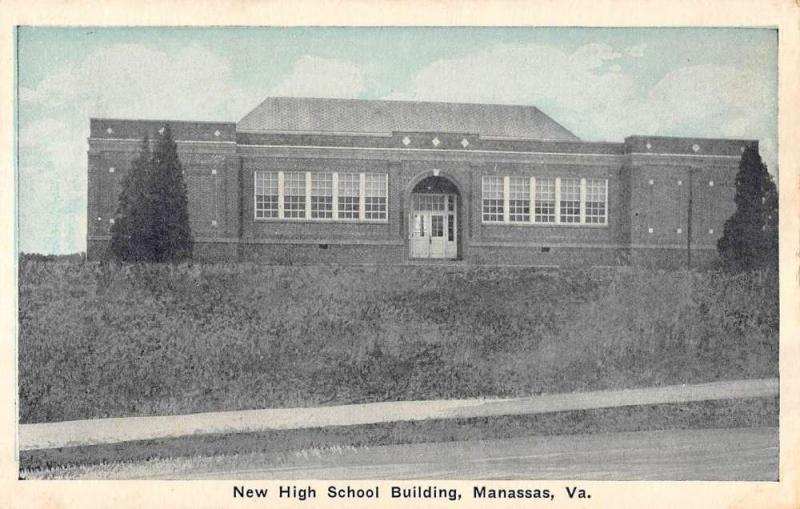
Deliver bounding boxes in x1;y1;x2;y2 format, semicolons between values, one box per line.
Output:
408;175;461;259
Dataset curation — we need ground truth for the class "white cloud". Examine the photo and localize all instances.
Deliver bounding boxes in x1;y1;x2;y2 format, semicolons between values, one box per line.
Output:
568;43;622;69
21;43;252;119
269;56;365;98
609;64;776;171
18;118;67;147
385;43;636;123
626;43;647;57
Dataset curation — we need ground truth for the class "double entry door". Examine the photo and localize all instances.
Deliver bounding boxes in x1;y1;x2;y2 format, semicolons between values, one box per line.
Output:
409;194;457;259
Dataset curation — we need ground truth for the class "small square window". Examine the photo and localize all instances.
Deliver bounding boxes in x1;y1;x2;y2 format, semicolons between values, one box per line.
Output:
648;179;654;185
648;227;654;234
709;180;714;187
709;228;715;234
676;228;682;234
677;180;682;186
211;169;217;175
109;167;115;173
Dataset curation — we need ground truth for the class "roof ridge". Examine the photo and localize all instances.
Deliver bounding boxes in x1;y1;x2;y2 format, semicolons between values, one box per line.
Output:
263;96;548;108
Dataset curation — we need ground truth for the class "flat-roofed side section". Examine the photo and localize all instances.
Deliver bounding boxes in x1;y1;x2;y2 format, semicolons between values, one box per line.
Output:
87;119;239;261
624;137;754;269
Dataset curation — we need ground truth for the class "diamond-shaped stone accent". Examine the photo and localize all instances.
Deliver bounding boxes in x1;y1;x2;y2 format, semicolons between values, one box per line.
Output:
106;127;113;134
214;130;221;137
645;142;652;150
692;143;700;153
461;138;469;148
432;137;440;147
158;127;165;134
402;136;411;146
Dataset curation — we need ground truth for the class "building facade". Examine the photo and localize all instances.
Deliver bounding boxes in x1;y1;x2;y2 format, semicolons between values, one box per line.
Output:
87;97;753;268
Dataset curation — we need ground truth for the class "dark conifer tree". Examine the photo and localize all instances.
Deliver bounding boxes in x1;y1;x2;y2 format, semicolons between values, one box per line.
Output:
717;145;778;272
109;125;193;262
147;125;193;261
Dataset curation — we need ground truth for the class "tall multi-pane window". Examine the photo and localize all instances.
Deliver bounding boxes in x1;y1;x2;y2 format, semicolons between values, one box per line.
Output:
481;175;608;226
310;172;333;219
254;171;279;218
364;174;387;220
338;173;360;219
283;171;306;218
534;177;556;223
585;178;607;224
482;176;504;222
254;170;388;222
560;178;581;223
508;177;530;222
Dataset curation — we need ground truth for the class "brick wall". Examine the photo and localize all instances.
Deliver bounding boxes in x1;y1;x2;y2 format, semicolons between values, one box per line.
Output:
624;139;748;268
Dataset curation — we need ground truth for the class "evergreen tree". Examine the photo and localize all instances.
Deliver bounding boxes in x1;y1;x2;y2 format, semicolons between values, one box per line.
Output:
147;125;193;261
109;126;193;262
717;145;778;272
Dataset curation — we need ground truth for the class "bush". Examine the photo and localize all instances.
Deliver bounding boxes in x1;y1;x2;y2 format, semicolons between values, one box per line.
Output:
18;263;778;423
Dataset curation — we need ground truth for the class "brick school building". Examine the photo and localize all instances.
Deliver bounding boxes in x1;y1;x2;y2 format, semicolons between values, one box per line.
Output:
87;97;753;268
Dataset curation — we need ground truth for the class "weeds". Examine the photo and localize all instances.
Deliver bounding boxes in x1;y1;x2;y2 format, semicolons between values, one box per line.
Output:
18;262;778;423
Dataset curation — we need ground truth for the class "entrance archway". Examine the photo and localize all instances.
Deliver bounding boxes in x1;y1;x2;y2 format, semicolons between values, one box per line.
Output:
408;175;461;259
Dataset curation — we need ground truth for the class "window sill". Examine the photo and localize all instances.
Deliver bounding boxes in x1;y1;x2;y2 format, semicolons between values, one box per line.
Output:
481;221;609;228
254;217;389;225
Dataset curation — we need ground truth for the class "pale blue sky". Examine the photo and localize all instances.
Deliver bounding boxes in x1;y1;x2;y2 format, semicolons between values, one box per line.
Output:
16;27;777;254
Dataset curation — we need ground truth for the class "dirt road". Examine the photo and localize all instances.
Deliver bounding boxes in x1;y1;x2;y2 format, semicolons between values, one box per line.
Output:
26;427;777;481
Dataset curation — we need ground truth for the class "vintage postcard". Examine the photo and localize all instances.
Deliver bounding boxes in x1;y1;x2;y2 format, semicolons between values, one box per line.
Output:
2;1;799;508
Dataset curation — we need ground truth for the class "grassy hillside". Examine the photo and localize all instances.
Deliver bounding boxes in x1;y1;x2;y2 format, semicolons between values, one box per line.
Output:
18;262;778;423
